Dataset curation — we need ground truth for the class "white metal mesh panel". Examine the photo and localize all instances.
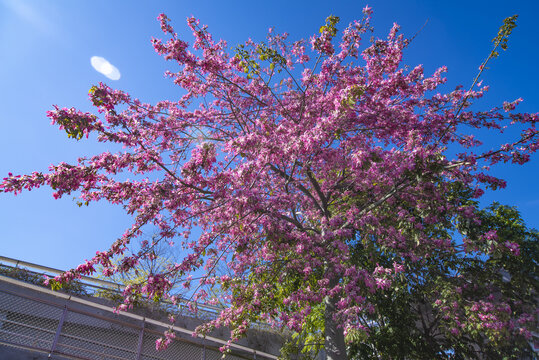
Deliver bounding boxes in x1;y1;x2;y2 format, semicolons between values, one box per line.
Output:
220;351;250;360
141;332;204;360
203;347;224;360
0;290;62;352
198;346;250;360
55;310;139;360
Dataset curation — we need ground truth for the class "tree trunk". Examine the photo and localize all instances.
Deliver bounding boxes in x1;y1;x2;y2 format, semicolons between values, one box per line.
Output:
324;290;348;360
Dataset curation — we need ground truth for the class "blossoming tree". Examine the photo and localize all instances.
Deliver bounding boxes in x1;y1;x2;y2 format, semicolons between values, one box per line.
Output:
344;201;538;359
2;8;537;359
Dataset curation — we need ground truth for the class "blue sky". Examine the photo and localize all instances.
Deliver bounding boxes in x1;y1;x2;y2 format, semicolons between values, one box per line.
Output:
1;0;538;270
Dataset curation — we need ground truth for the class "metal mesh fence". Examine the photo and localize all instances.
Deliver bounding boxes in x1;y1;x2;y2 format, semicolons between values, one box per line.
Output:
0;259;221;322
56;310;140;360
0;284;272;360
141;331;202;360
0;290;61;353
0;259;275;335
206;348;246;360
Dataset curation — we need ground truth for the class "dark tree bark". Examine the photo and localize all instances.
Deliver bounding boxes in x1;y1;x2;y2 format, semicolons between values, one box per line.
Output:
324;281;348;360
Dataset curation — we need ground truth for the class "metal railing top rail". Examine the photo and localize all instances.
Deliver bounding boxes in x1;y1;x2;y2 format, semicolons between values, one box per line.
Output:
0;255;122;290
0;255;224;314
0;274;279;360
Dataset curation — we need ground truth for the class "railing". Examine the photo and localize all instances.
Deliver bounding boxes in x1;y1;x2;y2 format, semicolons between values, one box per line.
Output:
0;255;124;292
0;255;224;321
0;274;279;360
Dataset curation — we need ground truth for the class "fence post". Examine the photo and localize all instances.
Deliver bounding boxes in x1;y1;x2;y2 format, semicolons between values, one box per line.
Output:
48;304;67;358
201;339;206;360
135;319;145;360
